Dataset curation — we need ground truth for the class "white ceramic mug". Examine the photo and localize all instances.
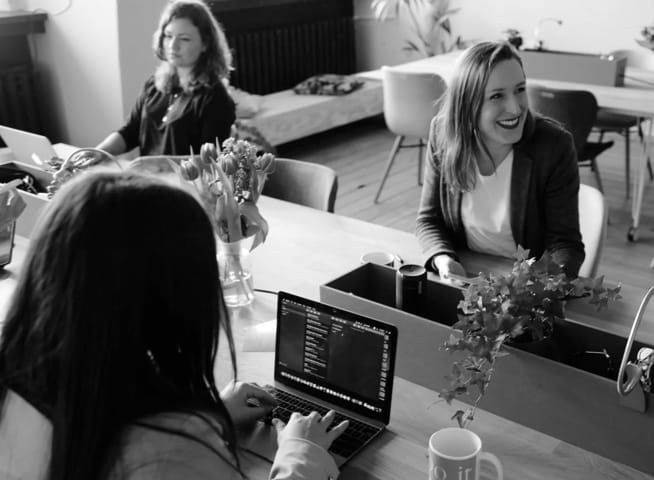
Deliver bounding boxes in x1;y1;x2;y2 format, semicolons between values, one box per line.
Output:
360;251;401;268
428;428;503;480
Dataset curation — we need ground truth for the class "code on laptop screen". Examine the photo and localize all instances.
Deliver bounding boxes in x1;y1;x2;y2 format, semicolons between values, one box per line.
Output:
275;293;397;423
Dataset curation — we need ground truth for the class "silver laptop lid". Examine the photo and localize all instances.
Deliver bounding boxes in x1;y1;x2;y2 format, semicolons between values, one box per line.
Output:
275;291;397;425
0;125;57;168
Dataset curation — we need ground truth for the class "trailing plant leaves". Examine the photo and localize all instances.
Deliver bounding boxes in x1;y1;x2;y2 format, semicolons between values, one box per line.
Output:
440;246;621;428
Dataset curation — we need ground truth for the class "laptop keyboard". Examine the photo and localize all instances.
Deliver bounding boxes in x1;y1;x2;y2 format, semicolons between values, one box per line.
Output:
265;386;381;458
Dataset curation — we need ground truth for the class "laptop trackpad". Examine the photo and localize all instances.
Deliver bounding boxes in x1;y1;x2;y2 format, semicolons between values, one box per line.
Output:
242;422;278;462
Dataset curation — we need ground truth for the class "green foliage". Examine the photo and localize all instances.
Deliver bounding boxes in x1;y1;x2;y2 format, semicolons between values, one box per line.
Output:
371;0;465;57
440;246;622;428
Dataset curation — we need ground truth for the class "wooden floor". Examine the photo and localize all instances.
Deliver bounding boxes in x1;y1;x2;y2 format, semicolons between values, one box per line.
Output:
277;116;654;292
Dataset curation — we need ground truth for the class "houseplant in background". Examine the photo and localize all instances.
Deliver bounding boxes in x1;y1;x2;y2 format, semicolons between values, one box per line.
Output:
371;0;465;57
440;246;622;428
177;139;275;307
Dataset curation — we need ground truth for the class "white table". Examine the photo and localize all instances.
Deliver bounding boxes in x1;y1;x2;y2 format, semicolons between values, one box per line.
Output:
360;51;654;243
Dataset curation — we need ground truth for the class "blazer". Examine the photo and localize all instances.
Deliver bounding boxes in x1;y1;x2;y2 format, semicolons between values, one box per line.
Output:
416;112;585;277
118;76;235;156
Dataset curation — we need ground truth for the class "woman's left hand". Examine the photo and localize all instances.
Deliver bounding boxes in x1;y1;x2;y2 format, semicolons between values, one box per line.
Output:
220;380;277;426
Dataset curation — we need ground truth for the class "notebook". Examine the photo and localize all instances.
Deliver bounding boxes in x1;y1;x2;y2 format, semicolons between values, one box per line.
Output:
246;291;398;467
0;125;60;169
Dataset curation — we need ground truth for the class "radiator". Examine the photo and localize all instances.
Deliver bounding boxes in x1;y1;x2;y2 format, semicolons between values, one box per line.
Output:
227;17;355;95
0;67;42;143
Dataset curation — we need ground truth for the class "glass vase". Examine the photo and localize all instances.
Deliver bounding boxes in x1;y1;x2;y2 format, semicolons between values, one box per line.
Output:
217;238;255;307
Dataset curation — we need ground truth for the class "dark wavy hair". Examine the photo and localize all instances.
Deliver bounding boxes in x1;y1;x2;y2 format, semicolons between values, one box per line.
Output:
0;171;240;479
153;0;233;91
433;41;525;192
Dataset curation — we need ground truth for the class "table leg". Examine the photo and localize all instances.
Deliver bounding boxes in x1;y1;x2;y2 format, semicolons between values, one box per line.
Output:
630;117;653;242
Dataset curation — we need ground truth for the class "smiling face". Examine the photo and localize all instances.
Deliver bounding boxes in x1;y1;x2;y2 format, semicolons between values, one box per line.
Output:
478;58;528;158
163;17;205;71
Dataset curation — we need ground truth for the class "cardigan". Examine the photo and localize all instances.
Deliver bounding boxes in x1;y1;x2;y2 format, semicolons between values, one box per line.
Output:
0;389;339;480
416;112;585;277
118;76;235;156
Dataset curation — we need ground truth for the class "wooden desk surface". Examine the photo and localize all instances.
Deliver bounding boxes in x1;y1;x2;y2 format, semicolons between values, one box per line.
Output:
1;196;653;479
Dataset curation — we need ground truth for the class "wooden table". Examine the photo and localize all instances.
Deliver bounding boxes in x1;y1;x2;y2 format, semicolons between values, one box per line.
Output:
2;196;653;479
360;51;654;244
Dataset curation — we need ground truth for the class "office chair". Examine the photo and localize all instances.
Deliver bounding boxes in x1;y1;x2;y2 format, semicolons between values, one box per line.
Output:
578;183;607;278
527;85;614;194
262;158;338;213
594;49;654;197
374;67;447;203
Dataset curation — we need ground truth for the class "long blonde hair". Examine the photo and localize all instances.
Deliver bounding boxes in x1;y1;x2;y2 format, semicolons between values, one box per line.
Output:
433;41;524;192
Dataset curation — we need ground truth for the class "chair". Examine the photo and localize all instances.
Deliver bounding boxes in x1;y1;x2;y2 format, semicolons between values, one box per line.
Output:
527;85;614;193
578;183;607;278
262;158;338;213
374;67;447;203
593;49;654;197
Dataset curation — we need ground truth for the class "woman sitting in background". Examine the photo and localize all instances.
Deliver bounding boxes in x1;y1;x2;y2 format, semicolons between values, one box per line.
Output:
416;41;585;279
96;0;235;157
0;171;346;479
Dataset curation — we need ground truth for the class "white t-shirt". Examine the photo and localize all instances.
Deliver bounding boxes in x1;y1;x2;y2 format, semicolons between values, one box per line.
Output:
461;151;516;258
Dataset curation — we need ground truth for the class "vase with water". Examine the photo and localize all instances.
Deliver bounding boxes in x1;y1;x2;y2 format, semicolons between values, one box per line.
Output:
217;237;254;307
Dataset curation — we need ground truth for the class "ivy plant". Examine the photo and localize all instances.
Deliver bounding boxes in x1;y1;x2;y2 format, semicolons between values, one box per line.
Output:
440;246;622;428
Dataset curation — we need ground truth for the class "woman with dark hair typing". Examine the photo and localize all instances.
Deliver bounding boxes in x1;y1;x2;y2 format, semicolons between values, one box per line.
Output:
416;41;585;281
96;0;235;157
0;171;347;479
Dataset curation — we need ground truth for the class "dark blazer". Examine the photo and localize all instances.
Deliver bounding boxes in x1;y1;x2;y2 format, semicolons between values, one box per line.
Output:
416;112;585;277
118;76;235;156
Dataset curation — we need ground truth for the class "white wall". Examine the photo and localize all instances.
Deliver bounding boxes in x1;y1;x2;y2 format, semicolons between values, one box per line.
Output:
116;0;166;117
353;0;654;70
26;0;123;146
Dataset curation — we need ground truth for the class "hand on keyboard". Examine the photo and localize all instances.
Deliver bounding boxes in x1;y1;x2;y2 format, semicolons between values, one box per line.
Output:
220;380;277;426
274;410;349;451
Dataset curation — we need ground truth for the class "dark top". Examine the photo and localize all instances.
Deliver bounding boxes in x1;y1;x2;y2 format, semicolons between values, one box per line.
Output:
118;76;236;156
416;112;585;278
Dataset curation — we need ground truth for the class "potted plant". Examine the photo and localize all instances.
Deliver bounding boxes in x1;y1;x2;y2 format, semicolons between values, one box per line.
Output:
440;246;622;428
371;0;465;57
502;28;523;50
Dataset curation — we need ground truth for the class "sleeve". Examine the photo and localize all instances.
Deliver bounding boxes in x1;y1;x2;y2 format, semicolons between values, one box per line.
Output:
542;129;585;277
415;118;460;272
117;79;151;152
200;81;236;146
270;438;339;480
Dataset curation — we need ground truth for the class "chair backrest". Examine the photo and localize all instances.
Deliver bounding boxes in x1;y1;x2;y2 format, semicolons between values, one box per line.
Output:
611;48;654;70
262;158;338;213
526;85;598;157
381;66;447;139
578;183;607;278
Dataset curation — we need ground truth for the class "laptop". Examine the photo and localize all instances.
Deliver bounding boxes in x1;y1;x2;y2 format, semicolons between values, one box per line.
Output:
246;291;398;467
0;125;60;169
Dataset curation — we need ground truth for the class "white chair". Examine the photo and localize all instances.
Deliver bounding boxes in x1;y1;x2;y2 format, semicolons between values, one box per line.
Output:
594;49;654;197
374;67;447;203
578;183;607;278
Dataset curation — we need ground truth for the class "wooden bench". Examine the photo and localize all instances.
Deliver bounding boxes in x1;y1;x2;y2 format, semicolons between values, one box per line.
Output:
243;79;383;146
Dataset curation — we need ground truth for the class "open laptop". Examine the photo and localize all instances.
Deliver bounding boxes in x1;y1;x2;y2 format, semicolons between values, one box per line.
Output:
0;125;61;169
246;291;398;467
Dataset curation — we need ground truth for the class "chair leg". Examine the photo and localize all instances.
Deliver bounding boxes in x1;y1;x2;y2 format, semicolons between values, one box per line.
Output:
625;128;630;198
418;138;424;186
591;158;604;194
374;135;404;203
637;120;654;180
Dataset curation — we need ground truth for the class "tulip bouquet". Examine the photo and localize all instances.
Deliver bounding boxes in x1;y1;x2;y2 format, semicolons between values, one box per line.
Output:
178;138;275;251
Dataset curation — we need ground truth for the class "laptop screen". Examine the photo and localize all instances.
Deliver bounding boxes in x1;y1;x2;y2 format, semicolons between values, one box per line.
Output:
275;292;397;424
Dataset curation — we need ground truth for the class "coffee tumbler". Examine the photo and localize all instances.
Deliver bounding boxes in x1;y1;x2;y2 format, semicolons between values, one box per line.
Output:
395;264;427;314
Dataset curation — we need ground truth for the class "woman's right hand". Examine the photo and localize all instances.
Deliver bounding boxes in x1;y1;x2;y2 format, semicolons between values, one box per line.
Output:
273;410;349;451
432;254;467;285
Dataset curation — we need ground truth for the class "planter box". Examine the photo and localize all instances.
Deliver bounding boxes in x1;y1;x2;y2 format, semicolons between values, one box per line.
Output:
519;49;626;87
0;161;51;238
320;263;654;474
